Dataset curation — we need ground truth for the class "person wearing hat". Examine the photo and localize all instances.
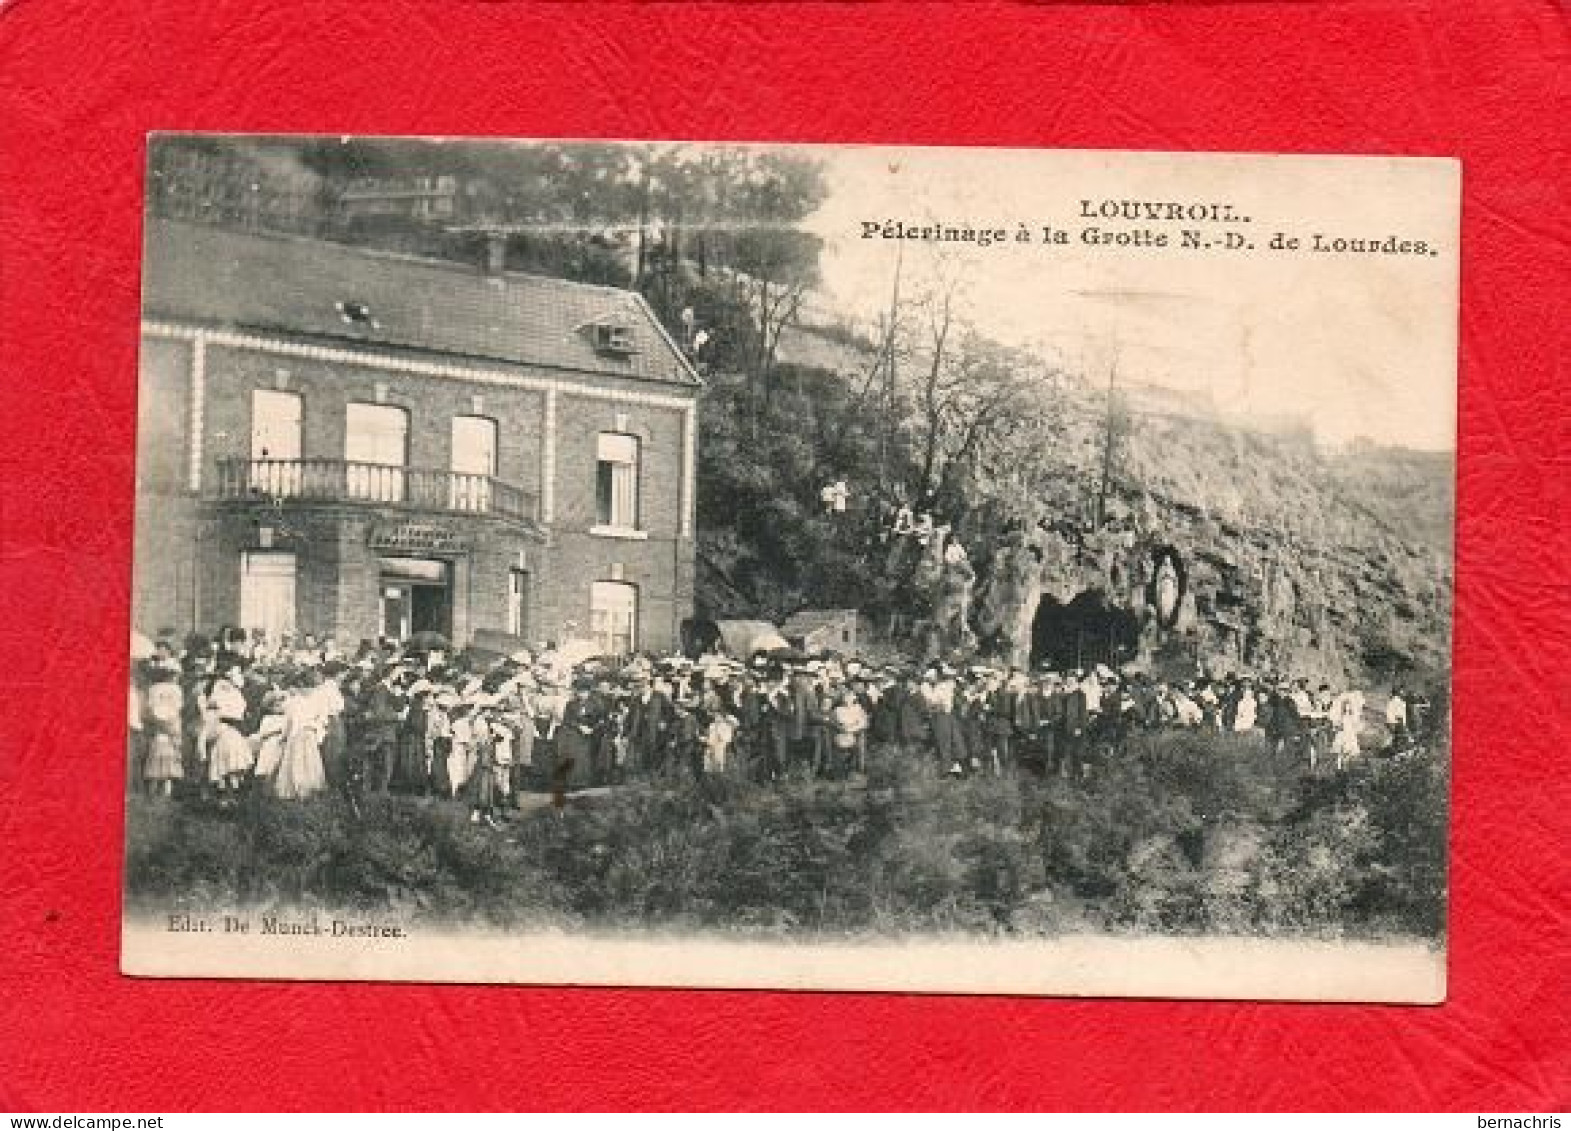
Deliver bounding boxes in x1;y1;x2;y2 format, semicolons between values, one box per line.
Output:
827;687;869;780
141;659;185;798
1385;686;1410;753
625;669;673;779
425;689;454;798
205;659;255;802
486;704;515;812
499;673;540;800
1259;679;1285;755
1062;672;1091;780
921;668;966;777
356;664;405;795
895;672;932;767
580;679;616;786
463;705;501;828
733;671;767;782
392;679;433;795
272;669;328;801
312;664;350;800
250;688;290;782
757;671;794;783
787;663;823;779
700;701;740;778
1032;672;1067;778
597;688;632;786
1287;678;1319;765
554;678;601;798
1102;673;1136;760
955;673;988;777
668;682;705;782
979;670;1025;778
1308;682;1335;765
1218;675;1239;732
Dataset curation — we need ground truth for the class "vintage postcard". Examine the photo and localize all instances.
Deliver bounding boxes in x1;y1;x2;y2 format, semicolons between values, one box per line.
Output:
122;135;1457;1000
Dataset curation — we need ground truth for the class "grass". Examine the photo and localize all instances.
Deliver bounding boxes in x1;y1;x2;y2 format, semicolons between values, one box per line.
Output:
124;730;1448;941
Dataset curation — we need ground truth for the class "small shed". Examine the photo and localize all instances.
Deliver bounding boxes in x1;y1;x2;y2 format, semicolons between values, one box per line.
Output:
781;609;861;656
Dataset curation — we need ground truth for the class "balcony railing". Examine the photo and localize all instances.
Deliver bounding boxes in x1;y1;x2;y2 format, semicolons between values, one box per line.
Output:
214;458;536;524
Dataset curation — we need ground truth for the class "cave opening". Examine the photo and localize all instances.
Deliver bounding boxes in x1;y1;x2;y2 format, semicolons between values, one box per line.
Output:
1030;588;1142;671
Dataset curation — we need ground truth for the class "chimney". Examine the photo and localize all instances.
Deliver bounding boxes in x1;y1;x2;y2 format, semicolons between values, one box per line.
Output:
484;232;508;277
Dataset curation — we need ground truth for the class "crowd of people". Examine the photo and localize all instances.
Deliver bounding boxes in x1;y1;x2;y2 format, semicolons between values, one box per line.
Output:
128;626;1438;827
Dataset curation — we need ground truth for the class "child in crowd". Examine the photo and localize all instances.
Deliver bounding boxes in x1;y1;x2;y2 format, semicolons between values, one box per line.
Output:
142;661;185;797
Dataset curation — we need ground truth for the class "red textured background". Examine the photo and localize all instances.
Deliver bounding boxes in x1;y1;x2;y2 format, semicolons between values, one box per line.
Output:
0;0;1566;1112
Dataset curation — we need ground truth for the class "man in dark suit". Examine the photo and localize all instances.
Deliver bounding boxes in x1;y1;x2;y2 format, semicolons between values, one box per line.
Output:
760;671;794;782
789;666;824;777
1063;674;1091;780
358;666;405;794
1031;673;1064;777
896;674;931;764
984;672;1021;776
624;672;672;778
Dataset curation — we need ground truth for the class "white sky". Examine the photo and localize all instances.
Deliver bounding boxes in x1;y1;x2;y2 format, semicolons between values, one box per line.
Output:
799;145;1459;452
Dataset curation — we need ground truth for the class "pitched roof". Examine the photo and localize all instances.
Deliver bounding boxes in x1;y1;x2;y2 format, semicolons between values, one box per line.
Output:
140;219;701;389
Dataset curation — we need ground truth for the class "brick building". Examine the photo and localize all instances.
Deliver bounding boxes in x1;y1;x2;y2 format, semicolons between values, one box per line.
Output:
334;175;461;224
135;219;701;656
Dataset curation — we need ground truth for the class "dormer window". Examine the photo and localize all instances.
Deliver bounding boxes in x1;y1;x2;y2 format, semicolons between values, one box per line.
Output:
593;323;636;355
337;300;374;326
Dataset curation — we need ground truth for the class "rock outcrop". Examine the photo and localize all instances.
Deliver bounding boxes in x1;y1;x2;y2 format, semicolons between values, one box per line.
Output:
967;400;1453;685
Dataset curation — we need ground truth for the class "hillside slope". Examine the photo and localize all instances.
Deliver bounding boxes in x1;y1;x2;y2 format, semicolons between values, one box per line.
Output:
695;343;1454;687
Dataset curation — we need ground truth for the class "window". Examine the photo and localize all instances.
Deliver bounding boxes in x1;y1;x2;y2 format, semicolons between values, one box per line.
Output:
450;415;497;512
593;323;636;354
589;581;637;656
595;432;640;529
239;552;296;644
508;569;530;638
345;402;408;502
337;300;374;325
249;389;301;495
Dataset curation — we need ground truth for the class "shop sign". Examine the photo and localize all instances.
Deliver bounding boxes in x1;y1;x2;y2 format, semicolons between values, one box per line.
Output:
368;522;471;555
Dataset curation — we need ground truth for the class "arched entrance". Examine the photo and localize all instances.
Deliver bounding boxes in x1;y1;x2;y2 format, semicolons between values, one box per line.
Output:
1030;588;1140;671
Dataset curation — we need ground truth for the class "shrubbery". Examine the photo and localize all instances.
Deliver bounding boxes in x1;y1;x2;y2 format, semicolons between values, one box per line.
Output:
125;730;1447;940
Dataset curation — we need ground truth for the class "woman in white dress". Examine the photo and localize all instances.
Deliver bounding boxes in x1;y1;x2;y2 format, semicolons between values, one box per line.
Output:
206;665;255;797
142;663;185;797
251;691;288;780
1233;685;1258;733
272;672;328;800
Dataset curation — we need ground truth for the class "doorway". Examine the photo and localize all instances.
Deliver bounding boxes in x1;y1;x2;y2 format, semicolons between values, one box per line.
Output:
378;557;450;641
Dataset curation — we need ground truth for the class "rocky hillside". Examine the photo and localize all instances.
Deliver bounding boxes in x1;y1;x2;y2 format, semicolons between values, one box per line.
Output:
966;382;1454;686
700;325;1454;689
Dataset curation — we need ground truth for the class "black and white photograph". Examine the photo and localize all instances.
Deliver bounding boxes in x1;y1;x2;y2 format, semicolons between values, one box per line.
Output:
122;135;1458;1000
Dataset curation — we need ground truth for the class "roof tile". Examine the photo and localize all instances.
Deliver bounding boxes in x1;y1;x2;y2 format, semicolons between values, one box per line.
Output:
141;219;700;388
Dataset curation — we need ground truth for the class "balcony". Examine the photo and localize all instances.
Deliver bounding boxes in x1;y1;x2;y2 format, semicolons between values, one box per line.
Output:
213;458;537;525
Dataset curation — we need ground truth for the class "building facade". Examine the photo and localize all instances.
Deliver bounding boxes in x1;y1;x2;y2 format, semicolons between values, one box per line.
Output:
780;609;863;656
135;219;701;656
334;175;461;224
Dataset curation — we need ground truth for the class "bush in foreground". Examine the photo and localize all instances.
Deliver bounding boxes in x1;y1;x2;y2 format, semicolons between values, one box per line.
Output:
125;731;1447;940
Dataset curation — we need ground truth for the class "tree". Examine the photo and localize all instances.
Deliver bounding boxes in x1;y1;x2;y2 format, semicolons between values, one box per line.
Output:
901;293;1056;528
